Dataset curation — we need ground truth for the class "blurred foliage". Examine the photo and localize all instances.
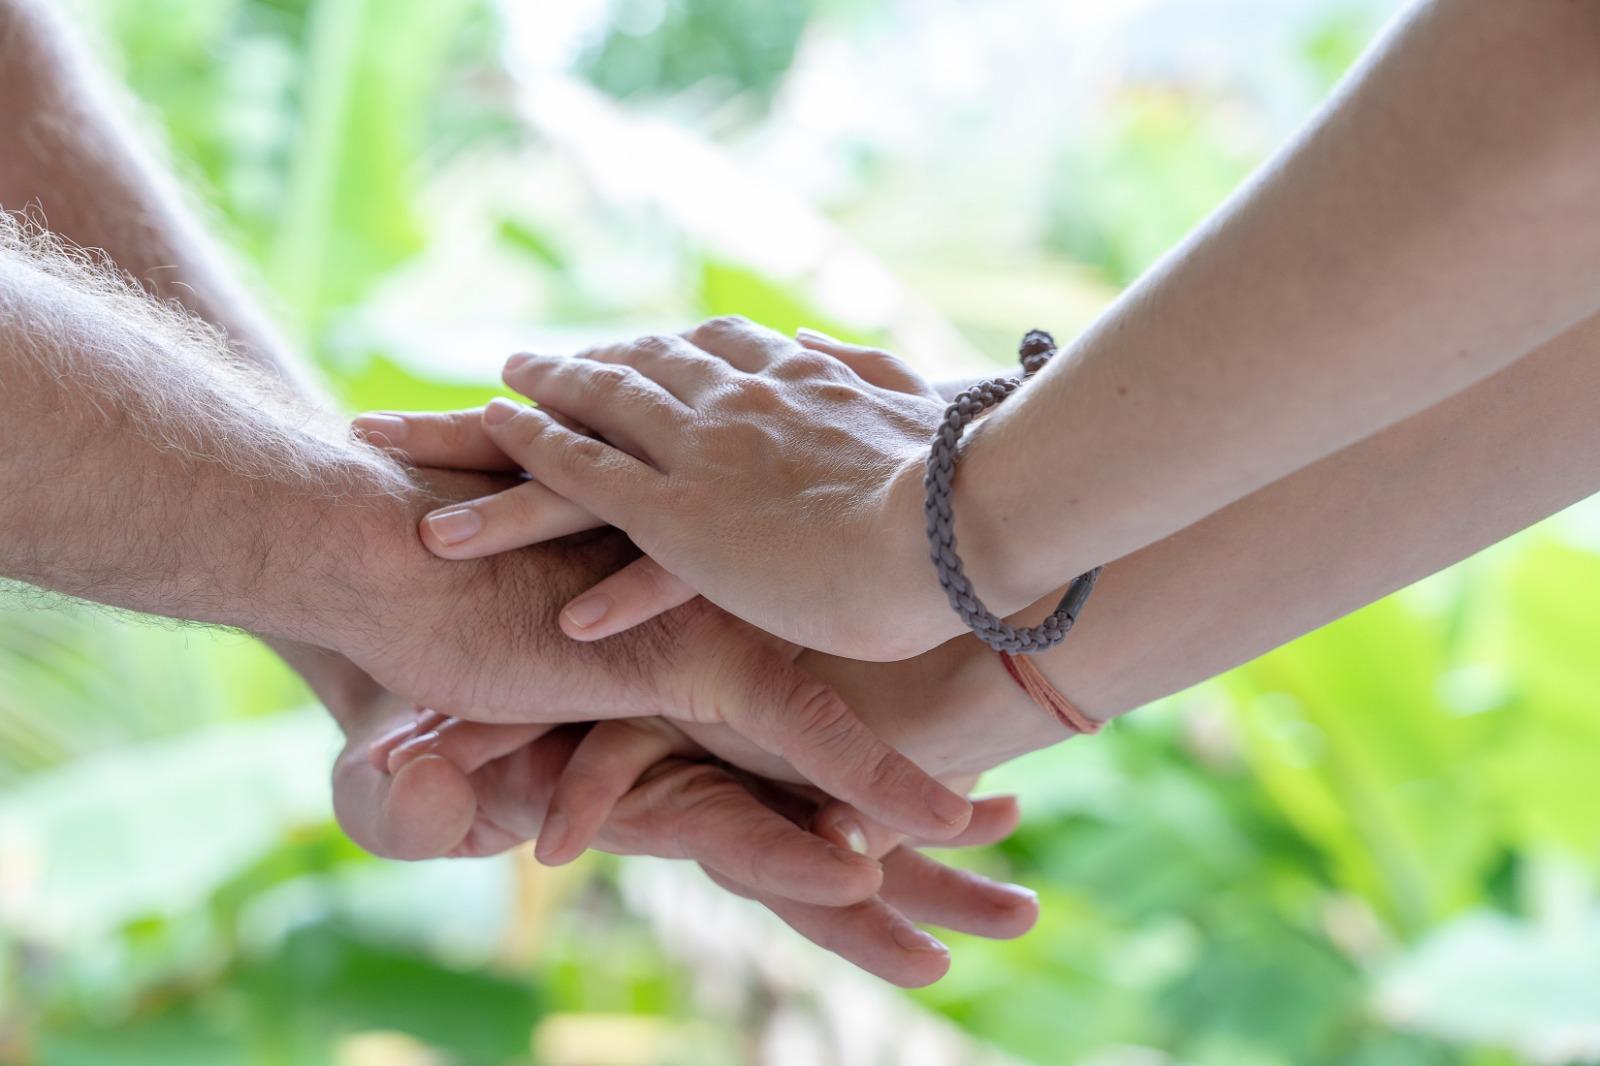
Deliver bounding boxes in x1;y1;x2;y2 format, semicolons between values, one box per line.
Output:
1046;89;1258;288
579;0;811;111
5;1;1600;1064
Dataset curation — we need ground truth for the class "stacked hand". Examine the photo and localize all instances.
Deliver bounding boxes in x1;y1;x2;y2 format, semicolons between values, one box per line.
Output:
340;326;1065;984
387;318;978;661
296;649;1038;987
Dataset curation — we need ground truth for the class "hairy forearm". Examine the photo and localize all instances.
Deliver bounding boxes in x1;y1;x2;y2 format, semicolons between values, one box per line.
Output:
959;0;1600;608
0;229;412;641
0;3;692;732
841;311;1600;775
0;0;319;397
0;0;380;710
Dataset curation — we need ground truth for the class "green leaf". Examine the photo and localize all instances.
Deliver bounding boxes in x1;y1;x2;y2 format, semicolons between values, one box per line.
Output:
233;923;540;1065
0;709;338;942
1377;910;1600;1060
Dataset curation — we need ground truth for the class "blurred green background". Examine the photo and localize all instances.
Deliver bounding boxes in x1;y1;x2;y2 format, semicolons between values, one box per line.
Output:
5;0;1600;1063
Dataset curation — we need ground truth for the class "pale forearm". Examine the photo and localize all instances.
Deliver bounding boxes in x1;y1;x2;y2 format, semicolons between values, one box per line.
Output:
962;0;1600;608
853;311;1600;775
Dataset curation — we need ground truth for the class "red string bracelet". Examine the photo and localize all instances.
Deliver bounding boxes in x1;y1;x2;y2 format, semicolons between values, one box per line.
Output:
999;651;1102;735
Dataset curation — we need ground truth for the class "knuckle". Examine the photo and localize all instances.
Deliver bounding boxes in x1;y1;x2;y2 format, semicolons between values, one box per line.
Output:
786;682;858;757
501;406;548;449
666;764;745;822
631;333;680;357
555;433;608;479
721;376;782;412
857;746;909;797
433;410;475;448
503;351;540;382
739;819;797;886
775;352;842;381
587;363;632;391
692;314;752;342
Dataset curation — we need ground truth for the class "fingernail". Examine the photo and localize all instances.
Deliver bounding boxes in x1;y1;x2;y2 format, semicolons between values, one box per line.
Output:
504;352;534;373
537;812;569;864
991;883;1039;909
890;921;948;955
424;507;482;546
388;730;440;773
795;327;840;345
562;594;611;629
352;413;408;448
484;397;522;426
924;781;971;827
828;814;870;855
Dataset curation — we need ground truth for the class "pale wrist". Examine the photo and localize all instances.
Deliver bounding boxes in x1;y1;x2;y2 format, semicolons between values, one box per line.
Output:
865;456;970;657
948;414;1054;613
819;634;1065;779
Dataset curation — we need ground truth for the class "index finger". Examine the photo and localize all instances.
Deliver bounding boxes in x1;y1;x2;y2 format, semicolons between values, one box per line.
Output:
602;760;884;907
354;408;520;472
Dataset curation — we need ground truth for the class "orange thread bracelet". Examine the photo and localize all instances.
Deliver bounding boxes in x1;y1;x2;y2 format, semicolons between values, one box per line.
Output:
999;651;1102;735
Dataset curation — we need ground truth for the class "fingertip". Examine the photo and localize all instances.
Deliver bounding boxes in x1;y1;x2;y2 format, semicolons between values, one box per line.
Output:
558;595;656;643
484;396;525;426
421;506;483;549
352;412;410;449
824;847;886;904
559;593;612;634
794;327;841;348
813;806;873;856
887;923;952;988
988;887;1041;939
418;519;478;560
381;754;475;861
558;615;610;642
972;792;1021;815
920;780;974;841
533;811;574;866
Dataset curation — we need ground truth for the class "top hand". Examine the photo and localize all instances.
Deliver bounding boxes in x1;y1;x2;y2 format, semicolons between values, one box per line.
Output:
431;317;968;661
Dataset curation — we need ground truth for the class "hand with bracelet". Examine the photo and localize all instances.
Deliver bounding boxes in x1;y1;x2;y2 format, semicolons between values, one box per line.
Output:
383;0;1600;668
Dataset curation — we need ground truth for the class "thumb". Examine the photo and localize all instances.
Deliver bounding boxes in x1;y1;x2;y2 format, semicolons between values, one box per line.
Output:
675;619;972;841
333;738;477;861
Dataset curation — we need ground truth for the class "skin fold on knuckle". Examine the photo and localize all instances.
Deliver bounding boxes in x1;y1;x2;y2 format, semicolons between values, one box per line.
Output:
630;333;681;358
433;409;477;450
588;362;632;391
782;681;862;764
491;404;549;453
689;315;753;345
554;433;607;482
718;376;784;416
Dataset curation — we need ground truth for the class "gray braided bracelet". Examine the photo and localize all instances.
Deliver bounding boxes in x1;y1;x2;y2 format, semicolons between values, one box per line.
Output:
923;330;1103;654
